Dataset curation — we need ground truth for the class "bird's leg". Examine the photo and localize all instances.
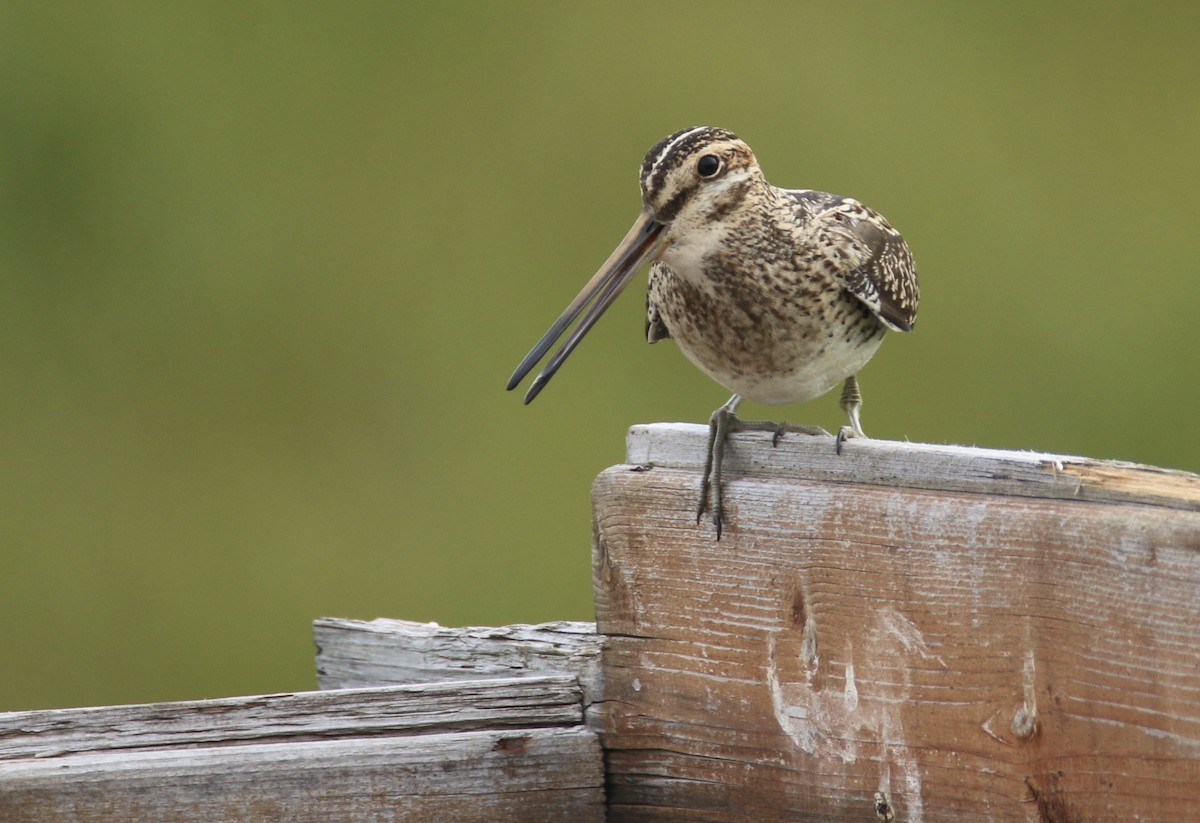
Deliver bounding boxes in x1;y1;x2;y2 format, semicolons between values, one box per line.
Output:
698;393;841;538
698;394;741;540
835;374;866;455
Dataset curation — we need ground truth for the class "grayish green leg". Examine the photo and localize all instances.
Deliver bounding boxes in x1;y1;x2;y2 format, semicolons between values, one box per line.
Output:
698;394;741;540
835;374;866;455
698;394;836;538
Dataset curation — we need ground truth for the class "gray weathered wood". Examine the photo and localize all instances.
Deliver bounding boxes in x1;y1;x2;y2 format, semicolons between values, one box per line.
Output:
596;424;1200;822
627;422;1200;511
0;677;603;821
0;676;580;761
315;617;604;703
1;728;604;823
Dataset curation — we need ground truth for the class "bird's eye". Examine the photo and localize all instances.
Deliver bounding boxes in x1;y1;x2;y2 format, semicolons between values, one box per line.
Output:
696;154;722;178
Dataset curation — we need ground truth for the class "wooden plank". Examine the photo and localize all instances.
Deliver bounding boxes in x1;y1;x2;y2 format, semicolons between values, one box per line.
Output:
594;427;1200;822
627;422;1200;511
0;727;604;823
0;676;580;760
314;618;604;702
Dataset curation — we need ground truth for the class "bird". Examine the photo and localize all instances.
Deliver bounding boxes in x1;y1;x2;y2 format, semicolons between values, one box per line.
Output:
507;126;919;538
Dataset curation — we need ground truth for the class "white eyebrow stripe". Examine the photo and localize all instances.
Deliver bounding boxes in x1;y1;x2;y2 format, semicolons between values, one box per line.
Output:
647;125;710;179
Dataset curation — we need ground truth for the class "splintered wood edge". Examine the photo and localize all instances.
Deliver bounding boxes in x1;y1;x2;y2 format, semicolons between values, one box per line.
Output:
626;422;1200;512
313;618;604;702
0;676;583;761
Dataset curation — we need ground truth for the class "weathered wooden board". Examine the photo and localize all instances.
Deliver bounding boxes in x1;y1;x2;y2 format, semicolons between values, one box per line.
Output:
1;728;604;823
0;677;604;822
315;617;604;702
626;422;1200;512
594;424;1200;822
0;676;581;760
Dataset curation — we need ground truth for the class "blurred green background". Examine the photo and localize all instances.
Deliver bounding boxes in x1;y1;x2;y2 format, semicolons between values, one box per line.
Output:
2;3;1197;711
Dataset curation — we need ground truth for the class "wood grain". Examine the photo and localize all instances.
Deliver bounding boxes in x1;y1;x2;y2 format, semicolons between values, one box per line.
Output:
0;676;581;760
0;678;603;822
594;426;1200;822
314;617;603;702
1;728;604;823
626;422;1200;511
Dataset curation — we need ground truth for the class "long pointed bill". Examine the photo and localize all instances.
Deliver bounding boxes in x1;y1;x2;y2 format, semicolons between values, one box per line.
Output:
507;208;664;403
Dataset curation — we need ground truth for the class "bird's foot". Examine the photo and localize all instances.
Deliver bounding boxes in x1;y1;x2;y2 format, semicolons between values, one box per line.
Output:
773;421;831;447
697;402;834;538
835;425;869;455
724;418;829;446
697;398;742;540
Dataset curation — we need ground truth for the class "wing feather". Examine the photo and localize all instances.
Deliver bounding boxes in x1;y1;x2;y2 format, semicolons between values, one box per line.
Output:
786;190;920;332
837;211;919;332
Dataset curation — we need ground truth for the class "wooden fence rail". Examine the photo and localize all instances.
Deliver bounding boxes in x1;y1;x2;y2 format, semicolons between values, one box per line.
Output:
0;677;604;822
1;423;1197;822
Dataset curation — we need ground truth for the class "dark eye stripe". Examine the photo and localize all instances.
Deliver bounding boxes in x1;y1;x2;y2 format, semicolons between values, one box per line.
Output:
654;181;698;223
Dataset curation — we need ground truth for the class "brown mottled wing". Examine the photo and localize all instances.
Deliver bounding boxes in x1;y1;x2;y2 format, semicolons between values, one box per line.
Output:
645;262;671;343
787;190;920;332
839;209;919;332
